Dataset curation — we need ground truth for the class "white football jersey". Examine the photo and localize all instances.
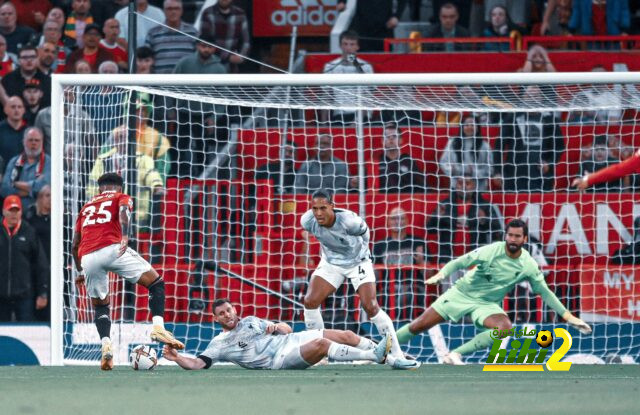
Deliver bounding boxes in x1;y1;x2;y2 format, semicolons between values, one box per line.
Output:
301;208;371;268
198;316;287;369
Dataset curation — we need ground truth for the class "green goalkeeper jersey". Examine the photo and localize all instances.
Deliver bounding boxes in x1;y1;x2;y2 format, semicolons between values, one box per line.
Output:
440;241;567;315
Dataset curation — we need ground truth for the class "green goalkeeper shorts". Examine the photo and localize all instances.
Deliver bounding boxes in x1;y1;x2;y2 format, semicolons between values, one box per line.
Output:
431;286;507;328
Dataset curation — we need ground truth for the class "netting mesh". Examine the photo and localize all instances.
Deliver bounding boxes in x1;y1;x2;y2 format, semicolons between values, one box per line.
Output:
59;78;640;365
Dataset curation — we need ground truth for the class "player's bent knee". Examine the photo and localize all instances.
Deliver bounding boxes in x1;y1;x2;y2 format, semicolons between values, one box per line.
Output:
138;269;160;287
303;295;321;310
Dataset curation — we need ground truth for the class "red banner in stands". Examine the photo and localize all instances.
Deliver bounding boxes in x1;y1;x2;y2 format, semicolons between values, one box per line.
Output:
580;266;640;322
252;0;340;37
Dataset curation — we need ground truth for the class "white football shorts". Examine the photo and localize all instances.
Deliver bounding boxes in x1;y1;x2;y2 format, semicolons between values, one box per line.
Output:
81;243;151;299
312;258;376;291
271;329;324;370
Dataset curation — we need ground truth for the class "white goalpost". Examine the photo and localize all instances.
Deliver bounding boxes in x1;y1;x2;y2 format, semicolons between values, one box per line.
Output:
51;72;640;366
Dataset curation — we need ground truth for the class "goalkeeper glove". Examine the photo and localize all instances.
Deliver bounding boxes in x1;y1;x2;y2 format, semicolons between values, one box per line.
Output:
425;272;446;285
562;311;592;335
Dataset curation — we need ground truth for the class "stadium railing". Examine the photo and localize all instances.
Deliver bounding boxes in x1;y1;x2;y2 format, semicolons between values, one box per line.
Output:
383;35;640;52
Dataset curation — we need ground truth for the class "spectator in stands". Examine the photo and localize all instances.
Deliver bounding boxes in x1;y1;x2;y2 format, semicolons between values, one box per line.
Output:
2;45;51;108
322;30;374;124
25;185;50;321
64;0;96;49
46;7;65;29
199;0;250;72
579;135;623;191
37;42;57;76
427;176;503;263
0;97;26;163
0;1;35;55
255;140;298;194
38;19;72;74
484;0;532;30
100;18;128;72
519;44;556;72
294;134;350;194
146;0;197;74
483;5;523;51
1;127;51;210
540;0;573;35
568;0;630;36
98;60;118;74
73;58;91;74
87;127;164;225
0;34;17;78
378;122;426;193
423;2;471;52
172;40;227;176
0;195;49;322
116;0;164;48
373;206;427;322
25;185;50;259
66;23;114;73
22;79;44;126
374;207;427;267
439;114;493;191
336;0;403;52
135;46;154;74
106;96;171;180
83;60;124;145
14;0;51;31
569;66;622;123
494;85;563;191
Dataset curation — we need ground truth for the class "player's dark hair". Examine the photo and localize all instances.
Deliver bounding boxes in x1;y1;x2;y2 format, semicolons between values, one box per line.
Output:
212;298;231;313
312;189;333;204
339;30;359;43
97;172;124;188
506;219;528;237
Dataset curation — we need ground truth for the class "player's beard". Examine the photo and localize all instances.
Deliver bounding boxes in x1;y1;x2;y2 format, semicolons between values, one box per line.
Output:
506;241;523;254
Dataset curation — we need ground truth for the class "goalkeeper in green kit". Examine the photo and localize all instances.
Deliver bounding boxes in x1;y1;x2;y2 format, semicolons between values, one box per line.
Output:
395;219;592;364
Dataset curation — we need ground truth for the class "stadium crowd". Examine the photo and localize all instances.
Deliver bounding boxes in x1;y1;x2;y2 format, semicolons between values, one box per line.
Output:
0;0;639;322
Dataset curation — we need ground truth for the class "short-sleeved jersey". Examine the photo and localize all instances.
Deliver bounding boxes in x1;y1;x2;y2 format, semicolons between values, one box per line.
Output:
301;208;371;268
197;316;286;369
75;191;133;259
440;241;567;315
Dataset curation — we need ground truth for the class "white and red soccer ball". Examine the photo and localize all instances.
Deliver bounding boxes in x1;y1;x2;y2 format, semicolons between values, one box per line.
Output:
129;345;158;370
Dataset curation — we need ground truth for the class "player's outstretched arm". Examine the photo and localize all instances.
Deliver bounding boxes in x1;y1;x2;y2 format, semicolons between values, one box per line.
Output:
425;246;486;284
529;272;592;335
162;346;207;370
561;311;592;335
572;151;640;192
425;271;446;285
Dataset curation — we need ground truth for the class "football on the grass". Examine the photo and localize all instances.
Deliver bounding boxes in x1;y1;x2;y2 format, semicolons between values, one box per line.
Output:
130;345;158;370
536;330;553;348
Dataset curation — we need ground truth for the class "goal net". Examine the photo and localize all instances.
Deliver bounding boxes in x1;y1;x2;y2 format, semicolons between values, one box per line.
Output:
52;73;640;365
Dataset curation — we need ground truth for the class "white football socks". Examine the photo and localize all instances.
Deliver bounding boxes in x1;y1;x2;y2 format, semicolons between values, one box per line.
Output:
152;316;165;328
304;308;324;330
356;337;376;350
327;342;374;362
370;310;403;358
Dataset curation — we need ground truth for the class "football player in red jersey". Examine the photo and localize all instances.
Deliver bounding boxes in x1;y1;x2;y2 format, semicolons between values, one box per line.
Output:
72;173;184;370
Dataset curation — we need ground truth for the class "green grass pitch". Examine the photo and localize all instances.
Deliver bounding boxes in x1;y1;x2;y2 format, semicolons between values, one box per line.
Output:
1;365;638;415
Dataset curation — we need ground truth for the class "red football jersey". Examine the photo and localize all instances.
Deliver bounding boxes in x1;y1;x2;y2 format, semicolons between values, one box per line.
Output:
75;191;133;259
